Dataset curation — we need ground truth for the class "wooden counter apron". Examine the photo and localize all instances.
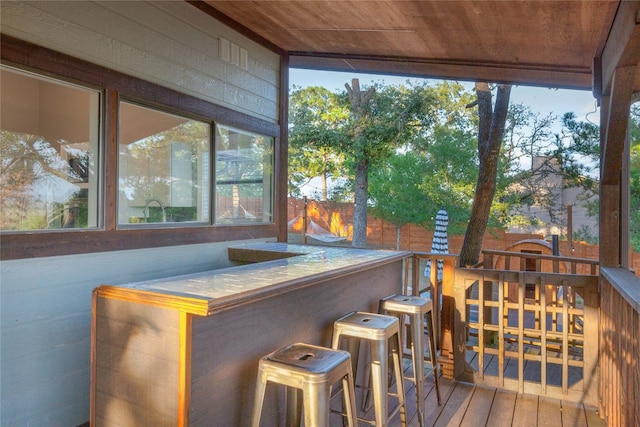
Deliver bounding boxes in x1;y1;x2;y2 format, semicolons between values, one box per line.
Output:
90;243;409;426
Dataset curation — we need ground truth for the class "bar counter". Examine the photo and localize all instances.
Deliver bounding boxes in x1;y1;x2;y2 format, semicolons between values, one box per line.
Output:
91;243;409;426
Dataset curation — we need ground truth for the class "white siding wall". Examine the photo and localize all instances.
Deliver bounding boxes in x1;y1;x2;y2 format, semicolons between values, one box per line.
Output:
0;238;275;426
1;2;282;424
0;1;280;122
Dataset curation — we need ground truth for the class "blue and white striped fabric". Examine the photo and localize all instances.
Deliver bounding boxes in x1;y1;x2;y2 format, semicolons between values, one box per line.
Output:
424;208;449;281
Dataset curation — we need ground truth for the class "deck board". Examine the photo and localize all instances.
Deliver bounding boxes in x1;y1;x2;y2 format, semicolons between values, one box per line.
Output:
584;405;606;427
536;397;562;427
512;393;539;427
459;385;495;427
332;376;604;426
433;382;475;427
486;388;516;427
421;373;456;427
561;401;588;427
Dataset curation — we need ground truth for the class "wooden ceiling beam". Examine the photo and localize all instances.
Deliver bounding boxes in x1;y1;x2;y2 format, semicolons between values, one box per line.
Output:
290;55;592;90
600;0;640;96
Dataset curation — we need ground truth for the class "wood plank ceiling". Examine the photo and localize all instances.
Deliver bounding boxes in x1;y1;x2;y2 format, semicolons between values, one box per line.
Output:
202;0;638;92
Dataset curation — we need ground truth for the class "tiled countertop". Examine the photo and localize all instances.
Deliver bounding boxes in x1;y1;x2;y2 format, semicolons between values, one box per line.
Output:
95;243;410;315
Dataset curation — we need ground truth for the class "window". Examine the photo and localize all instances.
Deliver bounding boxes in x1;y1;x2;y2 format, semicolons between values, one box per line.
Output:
215;125;273;224
118;101;211;225
2;38;282;259
0;66;101;231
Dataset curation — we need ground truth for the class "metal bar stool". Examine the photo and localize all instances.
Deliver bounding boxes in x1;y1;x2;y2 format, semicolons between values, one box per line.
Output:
331;311;407;427
379;294;441;427
251;342;358;427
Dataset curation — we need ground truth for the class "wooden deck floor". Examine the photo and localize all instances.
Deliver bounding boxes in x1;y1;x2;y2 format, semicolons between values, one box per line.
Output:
330;373;605;427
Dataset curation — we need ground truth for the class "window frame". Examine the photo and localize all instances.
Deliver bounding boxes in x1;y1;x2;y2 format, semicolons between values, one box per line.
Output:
116;97;216;228
1;35;284;260
213;123;275;226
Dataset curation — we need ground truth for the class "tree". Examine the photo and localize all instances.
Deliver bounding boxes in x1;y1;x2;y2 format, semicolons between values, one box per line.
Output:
416;126;479;234
289;79;434;248
345;79;437;248
368;152;433;249
550;112;600;189
459;83;512;266
410;82;481;234
288;86;348;200
345;79;376;247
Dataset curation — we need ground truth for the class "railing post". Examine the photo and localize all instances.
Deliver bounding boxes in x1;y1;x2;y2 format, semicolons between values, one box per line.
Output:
582;276;600;407
440;260;464;379
412;255;420;296
484;252;493;269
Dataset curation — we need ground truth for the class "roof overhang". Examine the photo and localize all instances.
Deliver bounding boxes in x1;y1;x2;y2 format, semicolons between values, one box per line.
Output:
198;0;632;91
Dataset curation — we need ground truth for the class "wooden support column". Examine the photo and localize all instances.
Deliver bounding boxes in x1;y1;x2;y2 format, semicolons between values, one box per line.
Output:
621;124;631;269
599;66;635;268
597;0;640;268
278;53;290;242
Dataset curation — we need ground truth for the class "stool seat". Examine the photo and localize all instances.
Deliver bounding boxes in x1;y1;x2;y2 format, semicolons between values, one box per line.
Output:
332;311;407;427
380;294;441;427
251;342;357;427
381;294;430;315
332;311;399;341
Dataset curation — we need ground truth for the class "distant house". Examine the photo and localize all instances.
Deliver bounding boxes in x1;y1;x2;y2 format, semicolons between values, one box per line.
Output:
508;157;598;241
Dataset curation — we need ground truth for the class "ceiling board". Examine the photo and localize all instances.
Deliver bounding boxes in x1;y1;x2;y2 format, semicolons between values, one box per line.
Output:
204;0;622;89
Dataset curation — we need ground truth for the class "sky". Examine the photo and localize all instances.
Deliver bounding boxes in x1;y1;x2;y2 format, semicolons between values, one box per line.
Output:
289;68;600;127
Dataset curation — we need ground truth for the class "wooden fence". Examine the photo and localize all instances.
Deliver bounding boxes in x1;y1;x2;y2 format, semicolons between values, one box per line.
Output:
288;198;640;275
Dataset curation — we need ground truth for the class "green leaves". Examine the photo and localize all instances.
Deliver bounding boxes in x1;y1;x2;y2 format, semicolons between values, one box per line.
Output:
368;152;432;228
288;86;349;199
288;80;638;251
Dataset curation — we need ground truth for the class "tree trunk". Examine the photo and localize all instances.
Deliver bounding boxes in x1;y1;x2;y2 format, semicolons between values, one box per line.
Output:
346;78;375;248
352;160;368;248
459;83;512;266
321;158;328;201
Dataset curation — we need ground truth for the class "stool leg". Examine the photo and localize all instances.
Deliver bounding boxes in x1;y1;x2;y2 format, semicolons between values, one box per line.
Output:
363;312;404;413
251;368;267;427
332;332;361;376
304;382;329;427
411;313;425;427
370;339;389;427
342;369;358;427
426;310;442;405
286;387;302;426
391;332;407;427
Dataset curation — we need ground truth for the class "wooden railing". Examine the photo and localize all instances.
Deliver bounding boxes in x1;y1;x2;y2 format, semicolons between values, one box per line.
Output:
404;250;640;424
405;251;601;404
403;252;458;358
599;268;640;426
450;268;599;405
481;249;600;275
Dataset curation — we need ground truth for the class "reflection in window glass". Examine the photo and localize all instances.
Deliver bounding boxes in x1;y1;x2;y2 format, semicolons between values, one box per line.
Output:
215;125;273;224
0;66;100;231
118;102;211;225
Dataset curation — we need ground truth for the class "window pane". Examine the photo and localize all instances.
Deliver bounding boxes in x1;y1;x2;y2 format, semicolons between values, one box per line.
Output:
0;66;100;231
215;125;273;224
118;102;211;225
